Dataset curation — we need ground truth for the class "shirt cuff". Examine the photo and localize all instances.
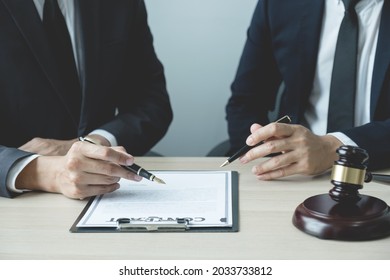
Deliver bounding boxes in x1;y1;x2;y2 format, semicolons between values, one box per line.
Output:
327;132;358;147
6;154;40;193
88;129;118;147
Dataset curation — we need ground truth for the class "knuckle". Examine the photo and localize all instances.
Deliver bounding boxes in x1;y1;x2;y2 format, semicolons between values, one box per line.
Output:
102;163;117;175
252;165;259;175
71;141;83;152
246;149;256;160
269;123;278;134
271;155;282;166
68;172;83;184
252;165;264;175
300;160;313;175
300;137;309;147
278;168;286;178
32;137;42;143
116;146;127;153
118;153;129;165
99;148;111;158
299;130;311;144
264;141;276;153
70;187;81;196
257;173;270;180
106;176;120;184
66;157;81;171
68;189;83;199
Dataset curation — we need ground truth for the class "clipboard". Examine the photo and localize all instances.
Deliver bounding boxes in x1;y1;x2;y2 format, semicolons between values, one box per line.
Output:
70;170;239;233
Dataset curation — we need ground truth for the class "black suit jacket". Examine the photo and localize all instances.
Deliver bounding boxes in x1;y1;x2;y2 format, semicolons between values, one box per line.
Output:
0;0;173;197
226;0;390;170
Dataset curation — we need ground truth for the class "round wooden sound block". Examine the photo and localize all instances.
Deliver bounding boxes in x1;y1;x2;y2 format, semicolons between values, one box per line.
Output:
293;194;390;240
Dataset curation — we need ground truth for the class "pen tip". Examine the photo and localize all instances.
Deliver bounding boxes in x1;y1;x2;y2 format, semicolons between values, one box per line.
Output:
154;177;166;184
220;160;229;168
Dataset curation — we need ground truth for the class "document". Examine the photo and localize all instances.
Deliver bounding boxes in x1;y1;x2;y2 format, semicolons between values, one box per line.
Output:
71;170;238;232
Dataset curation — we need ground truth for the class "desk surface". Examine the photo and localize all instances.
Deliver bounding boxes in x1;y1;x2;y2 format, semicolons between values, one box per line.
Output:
1;157;389;260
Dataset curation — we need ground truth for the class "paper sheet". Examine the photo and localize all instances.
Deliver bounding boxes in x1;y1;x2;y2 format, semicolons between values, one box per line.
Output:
76;171;233;228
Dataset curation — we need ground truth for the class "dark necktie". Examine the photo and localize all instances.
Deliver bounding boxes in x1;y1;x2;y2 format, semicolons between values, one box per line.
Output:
43;0;81;123
327;0;360;132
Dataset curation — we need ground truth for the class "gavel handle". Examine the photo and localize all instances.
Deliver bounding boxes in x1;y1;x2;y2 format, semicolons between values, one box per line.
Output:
365;172;390;185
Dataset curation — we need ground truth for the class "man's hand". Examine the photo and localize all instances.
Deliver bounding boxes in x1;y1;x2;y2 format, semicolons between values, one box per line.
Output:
19;137;78;156
19;134;110;156
15;141;142;199
240;123;343;180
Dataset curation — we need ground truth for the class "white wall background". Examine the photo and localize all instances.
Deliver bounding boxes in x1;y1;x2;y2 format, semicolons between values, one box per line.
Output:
145;0;258;156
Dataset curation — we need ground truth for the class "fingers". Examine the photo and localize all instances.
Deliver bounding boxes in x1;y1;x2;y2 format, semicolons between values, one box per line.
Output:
62;168;142;199
248;132;341;180
239;124;313;180
58;142;143;199
71;141;134;166
251;153;298;180
241;137;289;163
67;183;120;200
67;142;144;181
65;167;121;186
250;123;262;134
246;122;293;146
254;164;298;181
65;155;138;181
67;170;144;199
240;123;302;167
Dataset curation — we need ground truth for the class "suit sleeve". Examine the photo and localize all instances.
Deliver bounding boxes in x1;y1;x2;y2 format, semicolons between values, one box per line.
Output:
98;0;173;155
225;0;282;155
0;146;34;198
343;120;390;170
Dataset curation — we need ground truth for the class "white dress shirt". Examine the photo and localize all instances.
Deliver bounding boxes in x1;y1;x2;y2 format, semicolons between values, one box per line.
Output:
304;0;384;144
7;0;117;193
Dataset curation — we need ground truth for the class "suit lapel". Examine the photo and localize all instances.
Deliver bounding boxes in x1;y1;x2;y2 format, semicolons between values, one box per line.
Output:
285;0;324;123
2;0;80;128
371;0;390;119
74;0;100;135
296;0;324;91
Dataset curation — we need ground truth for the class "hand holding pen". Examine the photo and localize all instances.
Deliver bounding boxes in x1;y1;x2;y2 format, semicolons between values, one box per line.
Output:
79;137;165;184
222;115;346;180
220;115;291;167
15;136;146;200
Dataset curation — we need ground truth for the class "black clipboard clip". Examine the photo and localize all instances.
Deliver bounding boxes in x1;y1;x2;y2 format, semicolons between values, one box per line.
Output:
116;218;190;232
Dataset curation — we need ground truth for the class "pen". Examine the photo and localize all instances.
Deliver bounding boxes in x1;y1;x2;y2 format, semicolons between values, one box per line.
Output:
220;115;291;167
78;136;165;184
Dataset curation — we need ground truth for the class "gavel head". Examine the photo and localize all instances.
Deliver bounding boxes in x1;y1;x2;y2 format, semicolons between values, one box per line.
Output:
329;145;369;203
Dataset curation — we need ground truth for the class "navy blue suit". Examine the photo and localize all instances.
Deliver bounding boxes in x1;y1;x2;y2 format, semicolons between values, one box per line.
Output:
226;0;390;170
0;0;173;198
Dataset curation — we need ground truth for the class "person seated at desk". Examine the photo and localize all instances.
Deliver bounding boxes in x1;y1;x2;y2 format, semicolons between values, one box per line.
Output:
0;0;172;199
225;0;390;180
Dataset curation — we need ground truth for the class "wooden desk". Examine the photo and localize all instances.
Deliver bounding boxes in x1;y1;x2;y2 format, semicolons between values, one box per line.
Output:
1;157;389;260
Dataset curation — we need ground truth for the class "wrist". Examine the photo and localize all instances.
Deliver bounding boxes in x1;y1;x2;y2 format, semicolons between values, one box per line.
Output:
15;156;60;193
321;135;343;162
